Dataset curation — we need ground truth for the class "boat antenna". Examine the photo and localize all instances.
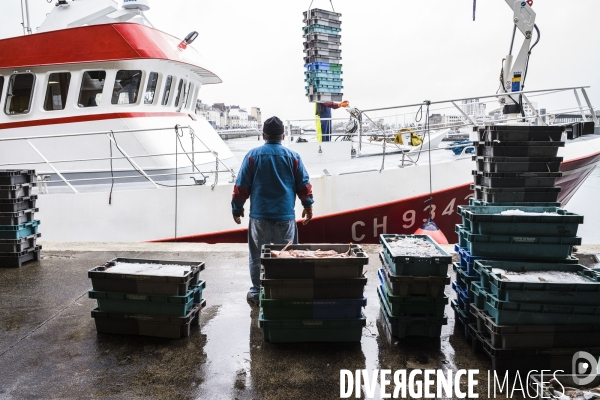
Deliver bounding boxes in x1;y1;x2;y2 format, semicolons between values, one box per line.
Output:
424;100;433;219
21;0;32;34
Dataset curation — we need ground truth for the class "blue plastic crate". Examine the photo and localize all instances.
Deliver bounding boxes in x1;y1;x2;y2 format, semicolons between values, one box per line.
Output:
0;220;41;240
452;280;473;313
304;62;331;71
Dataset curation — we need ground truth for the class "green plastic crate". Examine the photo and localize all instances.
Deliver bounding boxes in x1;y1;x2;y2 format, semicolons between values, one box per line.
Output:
379;234;452;276
458;206;583;237
481;287;600;325
89;281;205;317
379;284;447;317
473;260;600;305
470;281;487;309
259;291;366;320
258;311;366;342
329;63;342;71
379;254;450;297
464;231;580;260
377;287;447;338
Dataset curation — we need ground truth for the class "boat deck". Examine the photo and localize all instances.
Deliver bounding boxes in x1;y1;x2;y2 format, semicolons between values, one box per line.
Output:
1;243;599;399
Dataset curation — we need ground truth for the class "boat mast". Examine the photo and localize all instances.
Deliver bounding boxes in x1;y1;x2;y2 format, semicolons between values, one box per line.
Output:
22;0;33;34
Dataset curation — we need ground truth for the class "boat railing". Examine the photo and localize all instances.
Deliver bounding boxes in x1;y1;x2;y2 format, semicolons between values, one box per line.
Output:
0;125;237;193
285;85;598;169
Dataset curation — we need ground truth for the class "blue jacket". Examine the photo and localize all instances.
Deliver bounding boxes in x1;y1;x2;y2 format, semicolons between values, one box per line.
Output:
231;142;314;221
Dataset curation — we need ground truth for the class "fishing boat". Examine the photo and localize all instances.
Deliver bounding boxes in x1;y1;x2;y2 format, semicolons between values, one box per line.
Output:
1;0;598;244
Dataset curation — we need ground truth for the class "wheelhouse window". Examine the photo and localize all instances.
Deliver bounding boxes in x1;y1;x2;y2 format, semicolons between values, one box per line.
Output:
78;71;106;108
112;70;142;105
4;73;35;115
174;79;184;108
161;75;173;105
184;82;193;109
44;72;71;111
144;72;159;105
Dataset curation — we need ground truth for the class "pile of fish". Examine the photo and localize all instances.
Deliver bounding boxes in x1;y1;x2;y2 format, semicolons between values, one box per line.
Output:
386;236;444;257
549;379;600;399
499;209;558;216
105;263;191;276
272;242;355;258
490;268;593;283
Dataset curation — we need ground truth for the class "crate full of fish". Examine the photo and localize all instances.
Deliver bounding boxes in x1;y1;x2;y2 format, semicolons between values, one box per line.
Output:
379;253;450;296
529;374;600;400
473;260;600;305
458;205;583;237
260;243;368;279
379;234;452;276
88;258;205;296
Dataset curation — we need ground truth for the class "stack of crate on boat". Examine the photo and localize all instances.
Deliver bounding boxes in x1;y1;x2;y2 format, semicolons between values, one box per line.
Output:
0;170;41;268
452;125;600;374
258;244;368;343
303;8;343;103
378;234;451;340
88;258;206;339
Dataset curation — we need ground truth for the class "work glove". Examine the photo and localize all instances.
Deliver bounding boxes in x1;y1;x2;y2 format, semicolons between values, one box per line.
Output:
233;209;245;225
302;208;313;225
339;100;349;108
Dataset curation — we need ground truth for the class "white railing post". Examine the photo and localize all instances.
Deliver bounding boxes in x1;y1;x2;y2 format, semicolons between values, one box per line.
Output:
452;101;477;126
581;88;599;127
26;139;78;193
521;94;547;126
105;133;159;189
573;89;588;122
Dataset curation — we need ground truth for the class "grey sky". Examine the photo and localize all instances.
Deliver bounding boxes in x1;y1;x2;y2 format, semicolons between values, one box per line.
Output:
2;0;599;122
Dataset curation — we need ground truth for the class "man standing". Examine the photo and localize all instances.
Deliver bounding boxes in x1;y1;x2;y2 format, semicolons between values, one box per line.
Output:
315;100;349;142
232;116;314;307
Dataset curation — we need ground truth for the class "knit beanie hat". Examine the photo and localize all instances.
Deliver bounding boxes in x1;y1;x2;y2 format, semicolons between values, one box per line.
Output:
263;116;284;136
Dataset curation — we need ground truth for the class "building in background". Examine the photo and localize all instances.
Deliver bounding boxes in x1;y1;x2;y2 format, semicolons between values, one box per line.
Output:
196;102;261;130
251;107;262;129
461;98;487;118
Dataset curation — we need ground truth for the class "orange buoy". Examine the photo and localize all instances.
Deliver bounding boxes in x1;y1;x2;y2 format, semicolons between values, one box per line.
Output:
414;218;448;245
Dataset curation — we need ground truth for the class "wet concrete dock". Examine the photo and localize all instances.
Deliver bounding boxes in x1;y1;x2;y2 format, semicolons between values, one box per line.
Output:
1;243;598;400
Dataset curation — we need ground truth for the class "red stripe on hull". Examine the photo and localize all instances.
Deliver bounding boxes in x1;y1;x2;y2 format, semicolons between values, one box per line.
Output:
0;112;182;130
152;154;600;244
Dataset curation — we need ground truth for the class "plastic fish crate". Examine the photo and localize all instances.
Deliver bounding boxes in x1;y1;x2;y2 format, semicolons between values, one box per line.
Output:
307;93;343;103
452;299;475;340
472;185;561;203
304;47;342;57
304;32;341;44
469;325;600;375
89;281;205;317
302;24;341;36
0;183;36;199
379;234;452;276
452;280;473;312
481;287;600;326
453;263;479;292
529;374;600;400
0;196;38;213
470;281;489;310
0;245;42;268
0;233;41;253
305;85;343;94
258;311;366;343
378;275;448;317
0;220;41;240
259;292;366;320
478;127;564;142
473;171;562;188
260;244;367;279
471;303;600;349
303;17;342;29
303;8;342;21
379;255;450;297
468;198;561;207
455;225;468;248
474;156;563;173
260;275;367;300
474;141;564;157
304;55;342;64
0;208;38;225
473;260;600;305
304;77;343;86
304;70;343;79
92;299;205;339
0;170;36;186
378;287;447;338
458;205;583;237
88;258;205;296
463;231;581;260
304;40;340;50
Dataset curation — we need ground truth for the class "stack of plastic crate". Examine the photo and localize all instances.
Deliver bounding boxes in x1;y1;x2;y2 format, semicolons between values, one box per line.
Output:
303;8;343;103
258;244;368;343
452;125;575;331
377;234;451;340
0;170;41;268
88;258;206;339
